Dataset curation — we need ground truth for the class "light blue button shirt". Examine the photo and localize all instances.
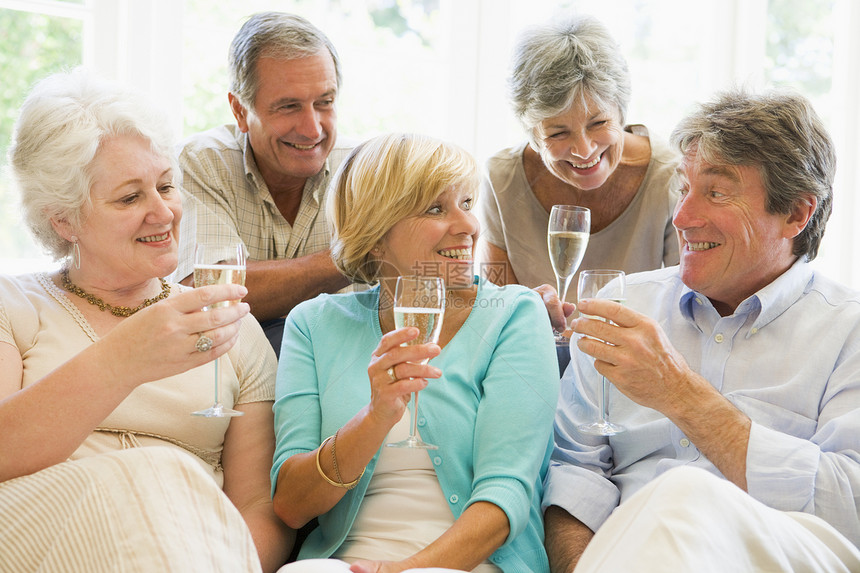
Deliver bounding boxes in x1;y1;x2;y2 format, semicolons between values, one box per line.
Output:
543;260;860;545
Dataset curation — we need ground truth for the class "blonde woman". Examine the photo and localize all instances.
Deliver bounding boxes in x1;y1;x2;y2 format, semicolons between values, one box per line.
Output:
272;133;559;572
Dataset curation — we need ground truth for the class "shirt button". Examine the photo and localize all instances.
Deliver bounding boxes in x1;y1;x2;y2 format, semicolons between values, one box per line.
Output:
680;438;690;447
433;457;442;466
750;328;758;335
449;494;459;504
417;417;426;427
695;298;703;306
714;333;724;343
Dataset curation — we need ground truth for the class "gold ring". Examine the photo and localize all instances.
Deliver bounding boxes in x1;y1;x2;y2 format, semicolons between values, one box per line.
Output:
196;334;214;353
386;366;397;382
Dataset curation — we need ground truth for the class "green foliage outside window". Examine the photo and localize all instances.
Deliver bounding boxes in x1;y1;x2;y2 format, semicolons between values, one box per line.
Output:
0;9;82;261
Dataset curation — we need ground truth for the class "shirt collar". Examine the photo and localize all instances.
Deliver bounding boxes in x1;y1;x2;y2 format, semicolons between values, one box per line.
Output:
678;258;813;332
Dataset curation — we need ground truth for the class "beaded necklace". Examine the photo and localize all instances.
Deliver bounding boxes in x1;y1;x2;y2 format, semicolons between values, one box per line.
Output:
61;268;170;317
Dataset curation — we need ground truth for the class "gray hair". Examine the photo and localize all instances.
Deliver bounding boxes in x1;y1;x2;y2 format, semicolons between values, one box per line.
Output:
670;88;835;261
7;68;177;260
508;14;631;148
228;12;342;110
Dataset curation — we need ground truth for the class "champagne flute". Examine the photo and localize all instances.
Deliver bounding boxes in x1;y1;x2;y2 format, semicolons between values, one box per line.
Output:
191;242;247;418
387;276;445;450
576;269;626;436
547;205;591;345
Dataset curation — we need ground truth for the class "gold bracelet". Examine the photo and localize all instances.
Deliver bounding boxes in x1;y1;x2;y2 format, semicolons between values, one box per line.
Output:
331;429;345;484
315;434;365;490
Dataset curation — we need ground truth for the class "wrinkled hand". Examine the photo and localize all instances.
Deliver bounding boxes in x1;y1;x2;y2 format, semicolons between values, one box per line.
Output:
94;284;250;390
534;284;576;334
366;328;442;426
571;298;693;413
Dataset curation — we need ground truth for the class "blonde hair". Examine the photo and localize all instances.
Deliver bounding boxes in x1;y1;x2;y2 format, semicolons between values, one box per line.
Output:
327;133;478;284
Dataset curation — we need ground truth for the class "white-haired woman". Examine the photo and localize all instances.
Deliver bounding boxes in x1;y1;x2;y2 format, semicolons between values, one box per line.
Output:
271;133;559;573
0;69;292;572
479;14;680;332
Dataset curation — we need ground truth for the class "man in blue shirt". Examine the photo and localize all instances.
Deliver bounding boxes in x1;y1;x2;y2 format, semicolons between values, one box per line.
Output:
544;89;860;572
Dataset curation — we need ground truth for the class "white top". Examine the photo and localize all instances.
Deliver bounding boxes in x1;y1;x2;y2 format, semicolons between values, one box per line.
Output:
334;411;501;572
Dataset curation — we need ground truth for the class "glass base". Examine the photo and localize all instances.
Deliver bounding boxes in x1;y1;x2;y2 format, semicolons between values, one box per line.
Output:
192;404;244;418
386;436;438;450
578;420;626;436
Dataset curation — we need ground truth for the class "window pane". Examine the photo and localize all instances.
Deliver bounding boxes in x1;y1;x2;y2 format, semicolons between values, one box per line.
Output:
181;0;447;141
0;8;83;272
765;0;836;124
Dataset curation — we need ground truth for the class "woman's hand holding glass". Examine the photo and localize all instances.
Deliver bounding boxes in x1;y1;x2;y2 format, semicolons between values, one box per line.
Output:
93;284;250;390
367;328;442;433
547;205;590;345
192;242;247;417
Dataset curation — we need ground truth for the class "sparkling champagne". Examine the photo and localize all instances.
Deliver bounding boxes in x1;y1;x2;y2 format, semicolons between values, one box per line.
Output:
548;231;589;278
394;307;444;364
193;264;246;308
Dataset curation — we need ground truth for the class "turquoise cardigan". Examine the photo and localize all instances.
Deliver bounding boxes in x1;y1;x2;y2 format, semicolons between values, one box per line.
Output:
272;279;558;572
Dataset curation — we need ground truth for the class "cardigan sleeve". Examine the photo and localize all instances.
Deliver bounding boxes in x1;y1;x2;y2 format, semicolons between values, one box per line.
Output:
467;288;559;541
270;301;323;494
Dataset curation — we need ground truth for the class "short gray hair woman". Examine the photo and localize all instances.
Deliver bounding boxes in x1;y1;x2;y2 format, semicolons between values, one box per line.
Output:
11;69;177;263
477;14;681;363
509;14;632;150
1;68;292;571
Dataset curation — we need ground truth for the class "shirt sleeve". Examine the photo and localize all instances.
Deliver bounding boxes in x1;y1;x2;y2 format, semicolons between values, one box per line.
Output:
232;314;277;405
746;358;860;545
542;348;621;532
477;168;507;252
0;296;13;347
467;289;559;542
178;143;246;251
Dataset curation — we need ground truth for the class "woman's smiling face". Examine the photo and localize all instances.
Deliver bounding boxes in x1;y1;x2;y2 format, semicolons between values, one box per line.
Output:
535;97;625;190
68;134;181;287
378;184;479;290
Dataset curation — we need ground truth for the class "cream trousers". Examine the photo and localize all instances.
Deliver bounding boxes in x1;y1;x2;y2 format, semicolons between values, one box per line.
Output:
575;466;860;573
0;447;260;573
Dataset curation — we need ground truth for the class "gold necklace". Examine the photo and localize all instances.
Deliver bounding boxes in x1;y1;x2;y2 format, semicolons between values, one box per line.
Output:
61;269;170;317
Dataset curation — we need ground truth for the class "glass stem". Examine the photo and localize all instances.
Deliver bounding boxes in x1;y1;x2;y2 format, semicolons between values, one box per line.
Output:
555;276;568;333
600;376;609;423
409;391;419;440
213;357;220;406
556;276;566;306
555;275;573;335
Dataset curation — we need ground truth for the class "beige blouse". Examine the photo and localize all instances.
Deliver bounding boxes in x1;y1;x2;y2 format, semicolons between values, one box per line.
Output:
0;272;276;486
479;125;680;302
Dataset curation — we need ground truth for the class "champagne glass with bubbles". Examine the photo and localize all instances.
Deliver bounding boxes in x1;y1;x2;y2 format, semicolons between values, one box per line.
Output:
387;276;445;450
191;242;247;418
547;205;590;345
576;269;626;436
